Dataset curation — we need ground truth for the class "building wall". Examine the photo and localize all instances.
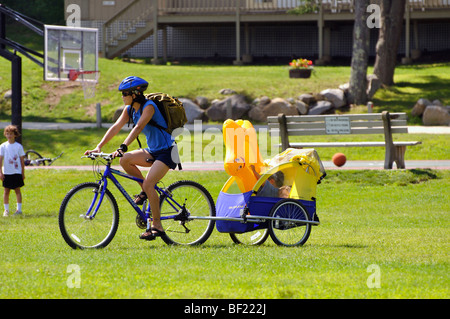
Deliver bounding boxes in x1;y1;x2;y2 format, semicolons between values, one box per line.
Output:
118;20;450;59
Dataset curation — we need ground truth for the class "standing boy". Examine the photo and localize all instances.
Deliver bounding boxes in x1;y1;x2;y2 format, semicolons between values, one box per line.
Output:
0;125;25;217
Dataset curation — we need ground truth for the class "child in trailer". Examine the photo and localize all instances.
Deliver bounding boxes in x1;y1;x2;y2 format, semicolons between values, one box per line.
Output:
250;165;291;198
0;125;26;217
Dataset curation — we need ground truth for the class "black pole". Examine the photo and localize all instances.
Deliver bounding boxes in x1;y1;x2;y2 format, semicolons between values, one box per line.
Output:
11;53;22;144
0;48;23;144
0;7;5;50
0;4;45;145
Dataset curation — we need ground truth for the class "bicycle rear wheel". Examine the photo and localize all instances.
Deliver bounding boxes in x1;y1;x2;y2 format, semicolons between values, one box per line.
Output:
59;182;119;249
159;180;215;245
25;150;44;166
268;199;311;247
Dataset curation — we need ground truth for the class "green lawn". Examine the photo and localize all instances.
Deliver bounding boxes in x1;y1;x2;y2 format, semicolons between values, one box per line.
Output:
0;169;448;299
1;53;449;123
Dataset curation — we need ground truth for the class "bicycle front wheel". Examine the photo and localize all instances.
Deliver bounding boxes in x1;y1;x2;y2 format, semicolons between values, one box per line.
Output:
59;183;119;249
159;180;215;245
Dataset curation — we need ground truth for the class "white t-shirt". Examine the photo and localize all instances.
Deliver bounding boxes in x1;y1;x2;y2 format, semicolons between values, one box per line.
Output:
0;142;25;175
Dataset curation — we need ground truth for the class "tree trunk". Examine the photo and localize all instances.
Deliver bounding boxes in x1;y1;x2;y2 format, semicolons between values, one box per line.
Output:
349;0;370;105
373;0;406;86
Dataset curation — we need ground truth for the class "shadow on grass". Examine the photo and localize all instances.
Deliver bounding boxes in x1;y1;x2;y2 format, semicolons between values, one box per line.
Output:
373;75;450;115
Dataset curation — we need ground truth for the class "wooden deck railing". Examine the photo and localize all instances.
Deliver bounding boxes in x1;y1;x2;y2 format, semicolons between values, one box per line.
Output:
157;0;450;14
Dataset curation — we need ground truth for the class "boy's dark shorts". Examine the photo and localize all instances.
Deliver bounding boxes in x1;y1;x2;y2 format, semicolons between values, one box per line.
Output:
3;174;24;189
145;146;179;170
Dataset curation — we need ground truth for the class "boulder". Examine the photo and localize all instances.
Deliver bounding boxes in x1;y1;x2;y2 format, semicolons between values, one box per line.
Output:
113;106;124;122
206;94;250;121
432;99;443;107
194;96;209;109
320;88;346;108
248;106;266;122
3;89;12;100
298;93;315;105
249;97;298;122
179;98;205;124
422;105;450;126
259;96;271;106
294;100;308;115
411;98;431;117
219;88;237;95
308;101;334;115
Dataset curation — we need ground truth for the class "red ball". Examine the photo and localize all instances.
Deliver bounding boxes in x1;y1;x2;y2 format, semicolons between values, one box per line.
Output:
332;153;346;167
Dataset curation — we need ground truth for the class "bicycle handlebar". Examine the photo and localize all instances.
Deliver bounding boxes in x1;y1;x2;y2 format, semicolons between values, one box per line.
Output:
82;152;115;161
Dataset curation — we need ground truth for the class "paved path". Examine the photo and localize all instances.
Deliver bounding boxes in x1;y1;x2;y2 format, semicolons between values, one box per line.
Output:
26;159;450;171
1;121;450;134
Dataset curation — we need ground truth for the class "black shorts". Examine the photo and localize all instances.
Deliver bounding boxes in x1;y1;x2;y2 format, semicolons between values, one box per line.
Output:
146;146;179;170
3;174;24;189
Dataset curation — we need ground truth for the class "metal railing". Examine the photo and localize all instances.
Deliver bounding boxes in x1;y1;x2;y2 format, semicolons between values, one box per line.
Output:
103;0;155;56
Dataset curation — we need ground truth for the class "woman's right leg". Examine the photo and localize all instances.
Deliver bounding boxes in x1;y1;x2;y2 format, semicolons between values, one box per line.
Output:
119;149;153;187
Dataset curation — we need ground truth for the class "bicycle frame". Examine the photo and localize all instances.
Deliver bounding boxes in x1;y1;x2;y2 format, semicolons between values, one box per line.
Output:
85;161;184;223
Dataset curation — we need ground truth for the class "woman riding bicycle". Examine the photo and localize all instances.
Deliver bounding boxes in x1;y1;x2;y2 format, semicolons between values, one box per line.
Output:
85;76;178;240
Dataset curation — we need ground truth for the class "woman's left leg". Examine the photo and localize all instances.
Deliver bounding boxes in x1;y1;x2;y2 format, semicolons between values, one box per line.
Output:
140;160;169;237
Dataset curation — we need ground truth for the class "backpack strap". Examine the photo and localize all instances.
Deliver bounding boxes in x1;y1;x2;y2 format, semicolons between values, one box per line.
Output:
126;105;143;149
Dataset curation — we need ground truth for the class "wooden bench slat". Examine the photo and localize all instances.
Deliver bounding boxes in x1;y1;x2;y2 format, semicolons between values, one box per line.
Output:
267;112;407;123
270;127;408;136
285;141;421;147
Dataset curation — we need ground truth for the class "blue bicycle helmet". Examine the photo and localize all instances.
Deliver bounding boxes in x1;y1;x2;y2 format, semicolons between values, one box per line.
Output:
118;76;149;93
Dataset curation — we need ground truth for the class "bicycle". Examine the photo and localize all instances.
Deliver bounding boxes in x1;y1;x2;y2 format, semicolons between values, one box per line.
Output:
58;152;216;249
25;150;63;166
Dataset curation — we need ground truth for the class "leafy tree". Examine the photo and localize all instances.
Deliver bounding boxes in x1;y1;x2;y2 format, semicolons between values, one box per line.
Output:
1;0;64;25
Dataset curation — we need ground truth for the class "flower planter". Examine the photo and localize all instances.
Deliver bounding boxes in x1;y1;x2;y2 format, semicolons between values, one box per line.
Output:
289;68;312;78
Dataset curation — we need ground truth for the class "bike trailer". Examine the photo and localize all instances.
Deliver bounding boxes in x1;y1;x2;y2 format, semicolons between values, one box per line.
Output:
216;148;325;234
215;191;317;233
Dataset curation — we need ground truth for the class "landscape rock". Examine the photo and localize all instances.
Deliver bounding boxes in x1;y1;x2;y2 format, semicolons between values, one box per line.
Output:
294;100;308;115
339;82;350;93
3;89;12;100
249;97;298;122
179;98;205;124
320;88;346;108
411;98;431;117
113;106;124;122
259;96;271;106
298;93;315;105
422;105;450;126
194;96;209;109
219;88;237;95
432;99;443;106
308;101;334;115
206;94;250;121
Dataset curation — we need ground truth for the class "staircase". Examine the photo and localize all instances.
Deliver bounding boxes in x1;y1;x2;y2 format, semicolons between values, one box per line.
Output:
102;0;156;59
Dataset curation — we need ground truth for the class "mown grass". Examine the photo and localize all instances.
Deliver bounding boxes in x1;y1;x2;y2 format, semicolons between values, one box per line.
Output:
1;52;449;123
0;169;448;299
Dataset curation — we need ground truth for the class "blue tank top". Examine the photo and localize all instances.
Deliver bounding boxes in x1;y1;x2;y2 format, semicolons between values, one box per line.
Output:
128;100;174;152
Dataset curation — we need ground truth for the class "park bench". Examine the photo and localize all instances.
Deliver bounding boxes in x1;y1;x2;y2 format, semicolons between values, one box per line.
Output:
268;111;421;169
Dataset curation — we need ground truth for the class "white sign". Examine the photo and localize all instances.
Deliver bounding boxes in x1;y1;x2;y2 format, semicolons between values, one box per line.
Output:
325;117;351;134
